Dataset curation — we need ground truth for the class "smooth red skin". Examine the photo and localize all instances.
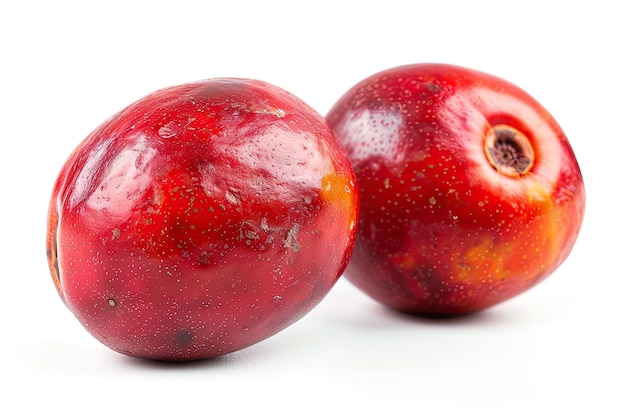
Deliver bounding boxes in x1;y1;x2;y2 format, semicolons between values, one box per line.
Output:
327;63;585;316
47;79;358;360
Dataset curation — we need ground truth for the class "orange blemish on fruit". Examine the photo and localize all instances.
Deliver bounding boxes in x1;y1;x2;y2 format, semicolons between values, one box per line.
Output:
394;251;418;272
450;236;510;286
320;172;358;231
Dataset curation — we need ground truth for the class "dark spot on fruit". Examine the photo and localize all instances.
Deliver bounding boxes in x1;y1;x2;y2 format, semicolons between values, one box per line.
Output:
107;298;117;307
425;82;442;93
492;134;523;166
174;329;194;347
198;251;210;265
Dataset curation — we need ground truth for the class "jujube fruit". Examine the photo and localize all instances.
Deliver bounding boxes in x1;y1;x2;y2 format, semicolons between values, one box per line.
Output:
47;78;358;360
326;63;585;316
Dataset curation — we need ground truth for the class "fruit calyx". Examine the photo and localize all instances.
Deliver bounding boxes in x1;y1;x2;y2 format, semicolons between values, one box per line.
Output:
484;124;534;177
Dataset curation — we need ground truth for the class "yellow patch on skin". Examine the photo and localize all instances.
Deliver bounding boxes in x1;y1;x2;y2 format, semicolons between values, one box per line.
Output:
513;181;563;282
320;173;358;231
458;237;507;283
526;179;552;203
523;204;562;274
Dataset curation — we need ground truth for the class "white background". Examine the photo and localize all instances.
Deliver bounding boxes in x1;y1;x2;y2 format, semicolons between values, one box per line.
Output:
1;1;623;415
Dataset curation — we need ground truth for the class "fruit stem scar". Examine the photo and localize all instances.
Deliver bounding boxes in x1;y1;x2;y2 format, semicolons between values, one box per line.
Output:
484;124;534;176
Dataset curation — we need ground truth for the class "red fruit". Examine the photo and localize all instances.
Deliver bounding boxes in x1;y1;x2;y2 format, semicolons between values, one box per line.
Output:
47;78;358;360
327;63;585;316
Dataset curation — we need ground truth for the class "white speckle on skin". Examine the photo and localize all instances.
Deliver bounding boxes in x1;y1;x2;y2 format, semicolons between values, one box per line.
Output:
284;223;301;252
158;126;176;138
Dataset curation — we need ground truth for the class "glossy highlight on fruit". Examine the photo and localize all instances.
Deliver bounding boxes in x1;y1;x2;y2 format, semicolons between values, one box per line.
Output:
327;63;585;316
47;78;358;360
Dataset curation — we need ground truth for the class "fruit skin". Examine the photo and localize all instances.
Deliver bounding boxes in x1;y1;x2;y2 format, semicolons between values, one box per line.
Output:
326;63;585;316
47;78;358;360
